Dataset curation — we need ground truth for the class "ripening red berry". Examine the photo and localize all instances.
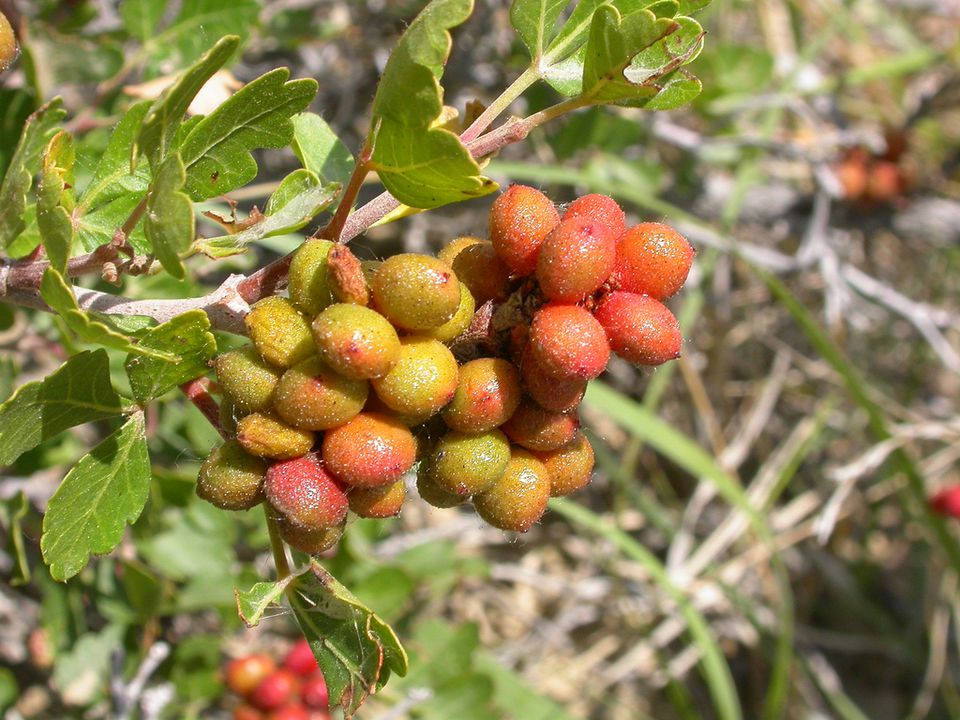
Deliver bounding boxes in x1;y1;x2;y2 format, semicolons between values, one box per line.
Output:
502;399;579;452
267;704;310;720
301;671;330;710
283;639;318;677
529;304;609;381
265;455;349;530
226;654;276;697
613;222;693;300
250;670;300;712
321;412;417;488
931;486;960;519
520;348;586;413
535;217;617;302
562;194;626;238
233;704;265;720
594;291;681;366
489;185;560;276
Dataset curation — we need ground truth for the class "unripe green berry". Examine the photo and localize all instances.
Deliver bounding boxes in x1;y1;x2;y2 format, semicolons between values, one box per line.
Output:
276;516;344;555
529;304;610;381
502;398;579;452
0;12;17;73
427;429;511;497
371;337;458;423
535;217;617;302
321;412;417;488
416;463;466;508
288;239;335;316
349;480;406;518
265;454;349;530
197;440;268;511
273;357;368;431
245;296;315;369
311;303;400;380
535;431;594;497
450;241;511;305
423;283;475;344
489;185;559;276
215;346;281;414
236;413;315;460
371;253;461;331
438;236;484;265
443;358;521;433
474;449;551;532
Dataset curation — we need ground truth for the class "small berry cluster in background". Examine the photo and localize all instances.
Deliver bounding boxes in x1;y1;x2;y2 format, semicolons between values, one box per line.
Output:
226;639;329;720
198;185;694;548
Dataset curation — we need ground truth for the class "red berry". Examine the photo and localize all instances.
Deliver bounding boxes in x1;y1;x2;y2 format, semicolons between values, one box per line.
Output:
529;304;609;381
562;194;626;238
267;705;310;720
594;291;681;366
226;654;276;697
535;217;617;302
234;705;265;720
321;412;417;488
520;348;586;413
613;222;693;300
283;639;318;677
250;670;300;712
931;486;960;519
489;185;560;276
301;671;330;710
265;455;350;530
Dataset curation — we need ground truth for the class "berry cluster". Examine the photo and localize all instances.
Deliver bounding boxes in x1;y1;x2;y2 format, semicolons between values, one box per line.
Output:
198;185;693;548
226;639;329;720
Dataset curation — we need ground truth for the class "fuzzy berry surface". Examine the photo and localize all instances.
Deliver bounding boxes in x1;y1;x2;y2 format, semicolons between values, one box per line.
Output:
613;222;694;300
594;291;682;366
265;455;349;530
489;184;560;276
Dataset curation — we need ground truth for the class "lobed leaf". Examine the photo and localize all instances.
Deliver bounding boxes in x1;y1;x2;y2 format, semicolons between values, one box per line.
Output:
0;98;66;249
290;561;408;719
144;153;194;279
291;113;355;189
0;350;124;466
124;310;216;403
41;412;151;582
180;69;318;200
39;268;175;360
510;0;569;61
136;35;240;166
78;101;152;212
36;131;76;274
194;170;339;258
235;577;296;627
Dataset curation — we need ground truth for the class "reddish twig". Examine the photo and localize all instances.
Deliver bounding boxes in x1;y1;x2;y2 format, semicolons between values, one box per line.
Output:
180;376;222;434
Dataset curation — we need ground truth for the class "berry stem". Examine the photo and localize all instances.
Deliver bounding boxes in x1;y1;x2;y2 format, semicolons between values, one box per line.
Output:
180;377;223;434
316;139;374;243
459;65;540;143
265;508;292;582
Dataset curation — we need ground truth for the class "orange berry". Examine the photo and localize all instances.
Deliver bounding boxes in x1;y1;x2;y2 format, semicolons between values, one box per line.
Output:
594;291;681;366
502;398;579;452
535;432;594;497
442;358;522;433
613;222;693;300
451;240;512;304
348;479;407;518
321;412;417;488
520;348;586;413
529;304;609;381
562;194;626;237
489;185;559;276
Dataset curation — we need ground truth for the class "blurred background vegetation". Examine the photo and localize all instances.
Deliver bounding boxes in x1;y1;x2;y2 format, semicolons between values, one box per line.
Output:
1;0;959;718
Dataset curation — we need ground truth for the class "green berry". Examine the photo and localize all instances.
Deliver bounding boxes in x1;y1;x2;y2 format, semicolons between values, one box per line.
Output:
474;449;551;532
502;398;578;452
245;296;315;369
443;358;521;433
321;412;417;488
197;440;268;511
427;429;511;497
438;236;485;265
416;463;466;508
273;357;368;431
535;432;594;497
265;454;349;530
0;12;17;73
236;413;315;460
215;346;280;414
348;480;406;518
288;239;335;316
371;337;459;423
423;283;475;344
371;253;461;331
450;240;511;305
311;303;401;380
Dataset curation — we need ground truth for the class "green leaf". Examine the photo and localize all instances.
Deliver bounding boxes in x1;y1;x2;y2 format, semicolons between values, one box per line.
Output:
41;412;151;581
39;268;175;360
124;310;216;402
142;0;258;69
291;113;355;188
180;69;318;200
290;561;408;718
144;153;194;279
0;98;66;249
120;0;167;41
372;119;498;209
136;35;240;165
642;68;702;110
235;577;296;627
78;101;152;211
0;88;37;181
510;0;568;60
36;131;76;274
543;0;611;64
0;491;32;586
0;350;124;466
195;170;339;258
581;6;677;104
677;0;711;12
